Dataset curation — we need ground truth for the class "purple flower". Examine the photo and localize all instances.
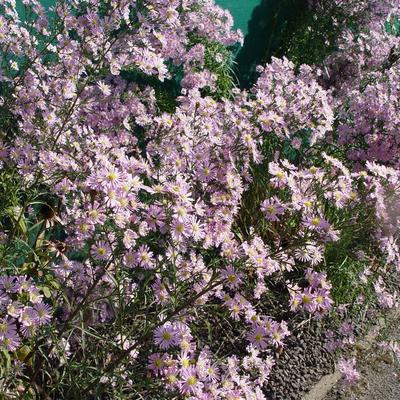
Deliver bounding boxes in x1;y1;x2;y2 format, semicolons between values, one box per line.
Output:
178;366;203;395
247;326;269;350
154;323;179;350
0;276;17;294
1;334;21;352
221;266;243;290
260;197;286;221
34;303;52;325
0;318;17;340
148;353;168;375
338;358;360;385
171;218;189;242
19;306;38;328
91;241;112;261
134;245;155;269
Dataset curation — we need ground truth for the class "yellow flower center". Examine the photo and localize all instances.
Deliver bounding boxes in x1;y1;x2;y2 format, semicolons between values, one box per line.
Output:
89;210;98;219
97;247;106;256
107;172;117;182
181;358;190;368
187;376;197;386
167;374;176;384
79;224;89;233
140;253;150;262
311;217;320;226
175;223;185;233
118;198;128;207
155;359;163;368
303;295;312;304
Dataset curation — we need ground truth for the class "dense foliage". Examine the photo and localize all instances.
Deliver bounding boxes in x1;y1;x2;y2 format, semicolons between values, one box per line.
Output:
0;0;399;398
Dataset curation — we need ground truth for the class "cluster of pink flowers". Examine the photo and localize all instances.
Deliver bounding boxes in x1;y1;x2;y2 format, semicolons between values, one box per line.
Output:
288;269;333;317
325;319;357;353
0;0;399;397
252;58;334;145
0;275;52;351
325;0;400;168
338;357;360;385
148;319;276;398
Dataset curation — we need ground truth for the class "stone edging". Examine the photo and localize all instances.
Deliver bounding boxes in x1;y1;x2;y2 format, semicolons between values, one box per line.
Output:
301;309;400;400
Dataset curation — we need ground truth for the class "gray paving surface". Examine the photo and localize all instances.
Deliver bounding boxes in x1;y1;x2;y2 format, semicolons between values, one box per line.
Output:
324;318;400;400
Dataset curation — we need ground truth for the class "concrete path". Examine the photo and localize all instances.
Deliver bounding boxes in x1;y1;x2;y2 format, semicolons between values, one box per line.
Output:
324;314;400;400
301;310;400;400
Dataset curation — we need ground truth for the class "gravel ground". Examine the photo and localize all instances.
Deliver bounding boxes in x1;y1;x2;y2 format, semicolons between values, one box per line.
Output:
264;322;335;400
324;316;400;400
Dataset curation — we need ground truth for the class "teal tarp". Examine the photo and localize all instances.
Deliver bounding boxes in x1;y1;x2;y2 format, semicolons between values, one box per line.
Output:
16;0;54;12
17;0;259;36
216;0;261;36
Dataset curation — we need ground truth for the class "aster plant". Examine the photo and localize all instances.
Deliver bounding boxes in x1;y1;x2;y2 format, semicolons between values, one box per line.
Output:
0;0;399;399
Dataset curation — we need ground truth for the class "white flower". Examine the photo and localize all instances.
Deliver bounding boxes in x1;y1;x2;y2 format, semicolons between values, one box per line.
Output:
97;81;111;96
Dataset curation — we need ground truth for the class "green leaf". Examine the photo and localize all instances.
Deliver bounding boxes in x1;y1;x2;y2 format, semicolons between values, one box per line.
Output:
41;286;52;298
0;348;11;370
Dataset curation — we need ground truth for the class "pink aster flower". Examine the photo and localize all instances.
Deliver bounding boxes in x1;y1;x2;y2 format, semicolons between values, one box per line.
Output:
262;319;290;348
0;276;17;294
15;276;34;293
164;366;179;389
307;245;324;266
260;197;286;221
154;323;179;350
146;205;166;232
178;365;203;395
225;297;243;321
101;167;126;190
29;287;43;304
0;318;17;340
91;241;112;261
122;229;138;249
221;266;243;290
1;333;21;352
247;325;269;350
171;219;189;242
268;162;287;187
338;358;360;385
148;353;168;375
19;306;38;327
6;301;23;318
300;288;317;313
291;137;302;149
152;279;170;305
303;215;330;231
34;303;52;325
97;81;111;96
294;246;313;263
188;215;205;241
134;245;155;269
